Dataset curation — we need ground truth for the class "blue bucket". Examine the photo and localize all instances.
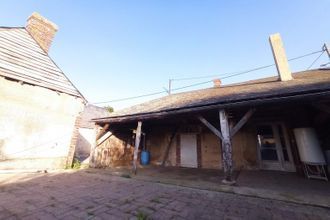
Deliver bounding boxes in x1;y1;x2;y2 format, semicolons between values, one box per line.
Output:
140;150;150;165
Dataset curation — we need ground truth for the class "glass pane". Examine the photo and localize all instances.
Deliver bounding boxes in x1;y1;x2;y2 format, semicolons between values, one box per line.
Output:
261;149;278;160
257;126;278;161
282;149;289;161
278;125;289;161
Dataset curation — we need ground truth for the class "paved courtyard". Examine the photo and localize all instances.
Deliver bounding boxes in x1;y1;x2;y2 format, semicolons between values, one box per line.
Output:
0;169;329;220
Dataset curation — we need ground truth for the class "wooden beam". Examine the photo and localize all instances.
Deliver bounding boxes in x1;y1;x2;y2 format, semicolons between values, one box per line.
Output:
96;131;112;146
230;108;256;137
161;127;179;166
132;121;142;174
269;33;292;81
96;123;109;140
219;109;235;184
313;103;330;115
197;116;223;141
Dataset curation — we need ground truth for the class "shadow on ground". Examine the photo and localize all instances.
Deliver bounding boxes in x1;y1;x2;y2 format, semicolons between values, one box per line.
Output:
0;168;329;220
101;165;330;208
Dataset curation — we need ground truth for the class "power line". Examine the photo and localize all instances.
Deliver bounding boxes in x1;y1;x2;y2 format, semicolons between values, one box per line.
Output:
170;50;323;92
93;91;166;104
170;72;237;81
306;50;325;70
171;63;276;92
288;50;323;61
171;50;323;82
92;49;323;104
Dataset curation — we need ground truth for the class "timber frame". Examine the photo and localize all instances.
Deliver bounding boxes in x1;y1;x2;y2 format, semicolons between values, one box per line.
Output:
92;68;330;184
198;108;255;184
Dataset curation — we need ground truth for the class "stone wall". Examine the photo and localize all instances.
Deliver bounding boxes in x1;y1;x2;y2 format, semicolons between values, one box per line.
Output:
0;77;84;169
146;126;258;170
90;123;259;170
91;132;134;168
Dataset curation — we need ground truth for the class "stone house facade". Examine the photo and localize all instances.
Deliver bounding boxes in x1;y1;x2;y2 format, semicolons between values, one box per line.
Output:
0;12;86;169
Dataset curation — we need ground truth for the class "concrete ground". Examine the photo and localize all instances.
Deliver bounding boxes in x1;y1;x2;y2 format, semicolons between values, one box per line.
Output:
0;169;329;220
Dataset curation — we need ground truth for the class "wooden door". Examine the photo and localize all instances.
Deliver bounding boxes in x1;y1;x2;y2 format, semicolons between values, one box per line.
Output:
180;134;198;168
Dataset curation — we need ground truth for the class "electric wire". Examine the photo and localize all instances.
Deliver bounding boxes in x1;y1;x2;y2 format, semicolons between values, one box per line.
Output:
92;49;323;104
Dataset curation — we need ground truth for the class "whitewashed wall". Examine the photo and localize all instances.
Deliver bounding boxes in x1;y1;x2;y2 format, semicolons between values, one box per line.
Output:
0;77;84;169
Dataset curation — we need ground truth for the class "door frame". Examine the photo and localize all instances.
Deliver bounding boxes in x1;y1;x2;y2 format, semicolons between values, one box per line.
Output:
256;122;296;172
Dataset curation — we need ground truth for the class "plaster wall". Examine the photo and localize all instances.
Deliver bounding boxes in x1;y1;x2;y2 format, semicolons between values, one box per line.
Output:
0;77;84;169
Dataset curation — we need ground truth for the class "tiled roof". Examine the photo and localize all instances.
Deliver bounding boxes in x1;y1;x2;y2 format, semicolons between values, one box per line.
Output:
94;69;330;123
0;27;84;99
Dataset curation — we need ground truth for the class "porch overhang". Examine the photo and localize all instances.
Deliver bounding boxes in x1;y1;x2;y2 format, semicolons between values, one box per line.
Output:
93;88;330;124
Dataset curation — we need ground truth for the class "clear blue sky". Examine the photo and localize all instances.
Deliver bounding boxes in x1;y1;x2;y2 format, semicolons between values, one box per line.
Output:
1;1;329;110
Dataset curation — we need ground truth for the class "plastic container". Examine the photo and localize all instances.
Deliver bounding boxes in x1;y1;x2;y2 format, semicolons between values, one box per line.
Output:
140;150;150;165
293;127;326;164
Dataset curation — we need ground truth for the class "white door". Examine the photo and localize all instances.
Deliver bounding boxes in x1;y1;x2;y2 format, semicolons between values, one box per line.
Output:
257;123;295;172
180;134;198;168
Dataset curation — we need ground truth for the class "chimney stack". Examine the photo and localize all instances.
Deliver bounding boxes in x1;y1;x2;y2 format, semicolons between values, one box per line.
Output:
269;33;293;81
26;12;58;53
213;79;222;87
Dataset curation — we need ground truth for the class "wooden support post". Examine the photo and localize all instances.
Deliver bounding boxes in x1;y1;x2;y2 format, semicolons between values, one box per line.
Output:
198;109;255;184
161;127;178;166
269;33;293;81
198;116;223;141
219;110;235;184
133;121;142;174
230;108;256;137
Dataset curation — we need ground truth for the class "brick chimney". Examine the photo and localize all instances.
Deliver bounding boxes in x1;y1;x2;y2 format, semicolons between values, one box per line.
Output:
26;12;58;53
213;79;221;87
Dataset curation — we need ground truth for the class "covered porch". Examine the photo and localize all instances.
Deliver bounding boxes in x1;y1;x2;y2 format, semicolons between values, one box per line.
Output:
91;96;330;183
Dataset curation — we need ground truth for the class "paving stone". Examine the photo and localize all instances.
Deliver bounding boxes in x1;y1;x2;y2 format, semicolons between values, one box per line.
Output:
0;170;329;220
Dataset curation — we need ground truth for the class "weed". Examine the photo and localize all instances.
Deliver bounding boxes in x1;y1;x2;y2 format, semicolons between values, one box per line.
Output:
72;158;81;169
65;158;81;169
136;211;149;220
